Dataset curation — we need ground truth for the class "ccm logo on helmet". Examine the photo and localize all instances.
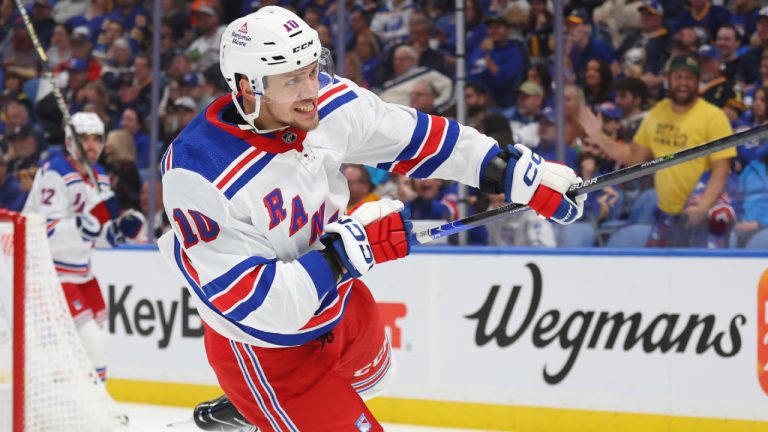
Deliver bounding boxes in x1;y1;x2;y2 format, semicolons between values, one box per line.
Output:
293;40;314;53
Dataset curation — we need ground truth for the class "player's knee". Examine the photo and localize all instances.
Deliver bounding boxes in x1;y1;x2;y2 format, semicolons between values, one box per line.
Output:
77;319;108;369
358;355;397;401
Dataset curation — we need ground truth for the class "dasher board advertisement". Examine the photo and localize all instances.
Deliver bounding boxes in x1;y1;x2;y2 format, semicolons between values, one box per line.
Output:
93;247;768;427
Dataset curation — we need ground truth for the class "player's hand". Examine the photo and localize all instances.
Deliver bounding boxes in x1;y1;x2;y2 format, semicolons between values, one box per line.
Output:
112;209;145;244
323;216;375;278
350;199;412;264
76;196;121;241
504;144;586;225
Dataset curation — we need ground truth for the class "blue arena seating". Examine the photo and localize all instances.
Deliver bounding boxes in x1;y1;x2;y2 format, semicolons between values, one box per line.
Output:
745;228;768;249
561;222;596;247
606;224;652;247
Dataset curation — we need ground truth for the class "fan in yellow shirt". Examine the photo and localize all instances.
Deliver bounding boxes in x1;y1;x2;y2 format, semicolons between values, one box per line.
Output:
579;54;735;246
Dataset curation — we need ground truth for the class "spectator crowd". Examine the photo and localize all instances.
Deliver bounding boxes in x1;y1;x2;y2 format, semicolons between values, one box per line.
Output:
2;0;768;248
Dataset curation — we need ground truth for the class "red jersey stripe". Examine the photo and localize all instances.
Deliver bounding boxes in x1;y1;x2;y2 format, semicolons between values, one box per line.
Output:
181;250;200;286
215;149;262;190
211;266;265;313
318;83;348;105
392;115;447;175
299;280;353;330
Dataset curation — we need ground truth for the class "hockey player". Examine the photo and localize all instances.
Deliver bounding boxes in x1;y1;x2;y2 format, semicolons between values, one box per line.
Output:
23;112;143;381
158;6;586;431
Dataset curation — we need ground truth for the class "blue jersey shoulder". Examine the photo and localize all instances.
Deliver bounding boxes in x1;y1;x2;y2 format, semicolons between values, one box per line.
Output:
167;98;253;184
45;154;77;177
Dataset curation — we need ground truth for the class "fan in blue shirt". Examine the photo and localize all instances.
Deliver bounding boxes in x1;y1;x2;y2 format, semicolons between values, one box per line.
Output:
467;15;526;109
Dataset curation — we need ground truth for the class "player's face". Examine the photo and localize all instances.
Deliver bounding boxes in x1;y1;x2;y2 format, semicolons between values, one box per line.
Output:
668;70;698;106
261;63;321;132
78;134;104;165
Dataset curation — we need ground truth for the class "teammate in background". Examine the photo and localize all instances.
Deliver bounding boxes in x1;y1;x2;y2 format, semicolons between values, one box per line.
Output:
23;112;144;381
157;7;586;431
580;54;735;247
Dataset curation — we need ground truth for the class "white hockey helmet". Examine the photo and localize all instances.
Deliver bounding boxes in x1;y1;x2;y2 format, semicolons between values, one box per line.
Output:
219;6;333;130
65;112;105;157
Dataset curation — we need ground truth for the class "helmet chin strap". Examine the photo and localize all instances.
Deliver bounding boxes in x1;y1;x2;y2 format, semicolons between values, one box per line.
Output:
230;91;290;135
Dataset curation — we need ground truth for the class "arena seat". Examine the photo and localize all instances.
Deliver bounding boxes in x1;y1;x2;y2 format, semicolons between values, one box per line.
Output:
606;224;652;247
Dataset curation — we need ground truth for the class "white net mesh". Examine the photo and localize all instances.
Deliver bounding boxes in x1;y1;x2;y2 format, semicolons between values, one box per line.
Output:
0;214;124;432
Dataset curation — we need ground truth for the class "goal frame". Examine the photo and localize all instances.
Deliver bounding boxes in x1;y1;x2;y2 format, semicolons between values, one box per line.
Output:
0;209;25;432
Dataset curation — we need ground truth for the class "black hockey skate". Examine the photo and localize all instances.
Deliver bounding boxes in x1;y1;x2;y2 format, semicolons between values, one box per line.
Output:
193;394;257;432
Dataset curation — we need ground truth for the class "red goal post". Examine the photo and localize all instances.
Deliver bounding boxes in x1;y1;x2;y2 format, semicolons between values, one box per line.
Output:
0;210;26;432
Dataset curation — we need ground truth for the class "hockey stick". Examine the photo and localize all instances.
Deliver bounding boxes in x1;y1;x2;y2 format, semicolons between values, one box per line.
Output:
12;0;101;191
413;124;768;245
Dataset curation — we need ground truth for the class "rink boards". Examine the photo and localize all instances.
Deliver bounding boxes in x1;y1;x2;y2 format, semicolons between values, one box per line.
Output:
92;246;768;431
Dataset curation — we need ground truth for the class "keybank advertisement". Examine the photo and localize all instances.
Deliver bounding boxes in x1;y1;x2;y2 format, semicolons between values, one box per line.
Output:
93;249;768;420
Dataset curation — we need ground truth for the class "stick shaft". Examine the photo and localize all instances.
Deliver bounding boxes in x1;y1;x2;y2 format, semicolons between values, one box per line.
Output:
13;0;100;191
414;124;768;245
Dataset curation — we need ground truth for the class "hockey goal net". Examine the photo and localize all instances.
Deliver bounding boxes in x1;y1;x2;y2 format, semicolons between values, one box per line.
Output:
0;211;124;431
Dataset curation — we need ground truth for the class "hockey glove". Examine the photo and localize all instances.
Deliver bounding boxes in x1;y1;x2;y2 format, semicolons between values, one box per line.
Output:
350;199;412;264
106;209;145;246
76;196;122;241
504;144;586;225
323;216;375;278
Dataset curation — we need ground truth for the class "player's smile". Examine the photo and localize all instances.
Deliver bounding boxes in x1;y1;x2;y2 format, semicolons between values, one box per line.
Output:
293;98;317;115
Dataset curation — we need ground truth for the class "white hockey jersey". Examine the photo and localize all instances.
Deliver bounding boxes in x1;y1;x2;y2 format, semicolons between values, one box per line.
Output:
23;154;113;283
157;76;499;348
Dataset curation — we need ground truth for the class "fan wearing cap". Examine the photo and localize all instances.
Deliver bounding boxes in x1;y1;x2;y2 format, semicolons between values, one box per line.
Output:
675;0;732;42
565;8;616;78
507;80;544;146
53;27;102;82
467;14;526;108
617;1;671;78
595;102;624;143
161;96;198;143
186;2;226;72
22;112;144;383
580;54;736;247
697;44;737;108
